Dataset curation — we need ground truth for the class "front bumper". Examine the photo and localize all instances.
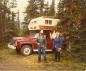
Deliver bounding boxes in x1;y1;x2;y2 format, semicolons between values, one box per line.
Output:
8;43;16;49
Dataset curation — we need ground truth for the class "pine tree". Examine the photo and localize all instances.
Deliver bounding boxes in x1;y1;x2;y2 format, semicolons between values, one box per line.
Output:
25;0;39;21
43;2;49;16
57;0;86;40
10;0;17;8
37;0;50;16
25;0;50;21
48;0;55;16
39;0;44;16
0;0;18;45
57;0;86;60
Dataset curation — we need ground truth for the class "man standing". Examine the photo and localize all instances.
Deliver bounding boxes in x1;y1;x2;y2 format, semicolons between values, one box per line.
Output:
37;30;47;62
53;31;63;62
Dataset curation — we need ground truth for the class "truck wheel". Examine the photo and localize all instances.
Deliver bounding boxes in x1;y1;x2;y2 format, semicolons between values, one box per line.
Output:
21;45;33;56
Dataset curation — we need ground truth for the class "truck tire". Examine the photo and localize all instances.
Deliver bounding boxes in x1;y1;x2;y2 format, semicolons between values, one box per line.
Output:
20;45;33;56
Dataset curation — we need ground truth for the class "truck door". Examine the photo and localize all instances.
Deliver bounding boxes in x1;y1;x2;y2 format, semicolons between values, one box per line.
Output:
46;36;53;49
44;30;53;49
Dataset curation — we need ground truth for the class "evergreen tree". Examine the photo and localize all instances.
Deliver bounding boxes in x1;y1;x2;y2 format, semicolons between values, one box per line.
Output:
25;0;39;21
57;0;86;60
25;0;50;21
48;0;55;16
43;2;49;16
10;0;17;8
57;0;86;41
38;0;44;16
37;0;50;16
0;0;18;45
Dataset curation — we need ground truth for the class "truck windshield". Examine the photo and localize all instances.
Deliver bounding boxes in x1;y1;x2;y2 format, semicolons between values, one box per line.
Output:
29;33;39;38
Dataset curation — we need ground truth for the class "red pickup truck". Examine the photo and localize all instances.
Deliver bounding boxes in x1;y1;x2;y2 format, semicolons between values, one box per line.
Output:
8;16;60;56
8;33;53;56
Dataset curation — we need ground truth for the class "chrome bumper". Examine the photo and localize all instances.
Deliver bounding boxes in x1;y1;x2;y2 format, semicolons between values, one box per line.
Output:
8;43;16;49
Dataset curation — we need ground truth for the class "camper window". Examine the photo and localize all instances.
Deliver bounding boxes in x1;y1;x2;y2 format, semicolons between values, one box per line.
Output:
49;20;52;24
45;20;48;24
45;20;52;24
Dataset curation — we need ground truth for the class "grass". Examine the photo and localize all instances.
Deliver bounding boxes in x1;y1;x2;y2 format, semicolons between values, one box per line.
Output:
0;47;86;71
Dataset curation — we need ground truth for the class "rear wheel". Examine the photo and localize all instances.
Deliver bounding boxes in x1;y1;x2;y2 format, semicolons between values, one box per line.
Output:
20;45;33;56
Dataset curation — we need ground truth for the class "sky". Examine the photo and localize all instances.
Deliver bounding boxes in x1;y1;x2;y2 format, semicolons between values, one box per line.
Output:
15;0;60;22
16;0;28;22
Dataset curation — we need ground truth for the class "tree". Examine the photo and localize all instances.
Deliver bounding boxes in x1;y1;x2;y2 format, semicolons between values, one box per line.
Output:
57;0;86;60
48;0;55;16
25;0;50;21
36;0;50;16
10;0;17;8
25;0;39;21
0;0;18;45
57;0;86;41
57;0;86;27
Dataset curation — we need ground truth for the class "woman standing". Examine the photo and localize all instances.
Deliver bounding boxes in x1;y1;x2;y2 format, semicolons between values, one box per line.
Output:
53;31;63;62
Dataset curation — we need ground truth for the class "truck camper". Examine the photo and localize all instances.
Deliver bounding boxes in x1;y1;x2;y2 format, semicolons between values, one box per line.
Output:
8;16;60;56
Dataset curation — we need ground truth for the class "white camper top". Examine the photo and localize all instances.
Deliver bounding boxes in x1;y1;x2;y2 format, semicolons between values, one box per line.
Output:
28;16;60;30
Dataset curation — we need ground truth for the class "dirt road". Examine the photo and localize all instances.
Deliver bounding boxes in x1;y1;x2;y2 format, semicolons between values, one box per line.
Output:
0;48;86;71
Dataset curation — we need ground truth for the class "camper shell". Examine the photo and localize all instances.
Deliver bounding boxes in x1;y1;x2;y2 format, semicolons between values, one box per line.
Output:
28;16;60;30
